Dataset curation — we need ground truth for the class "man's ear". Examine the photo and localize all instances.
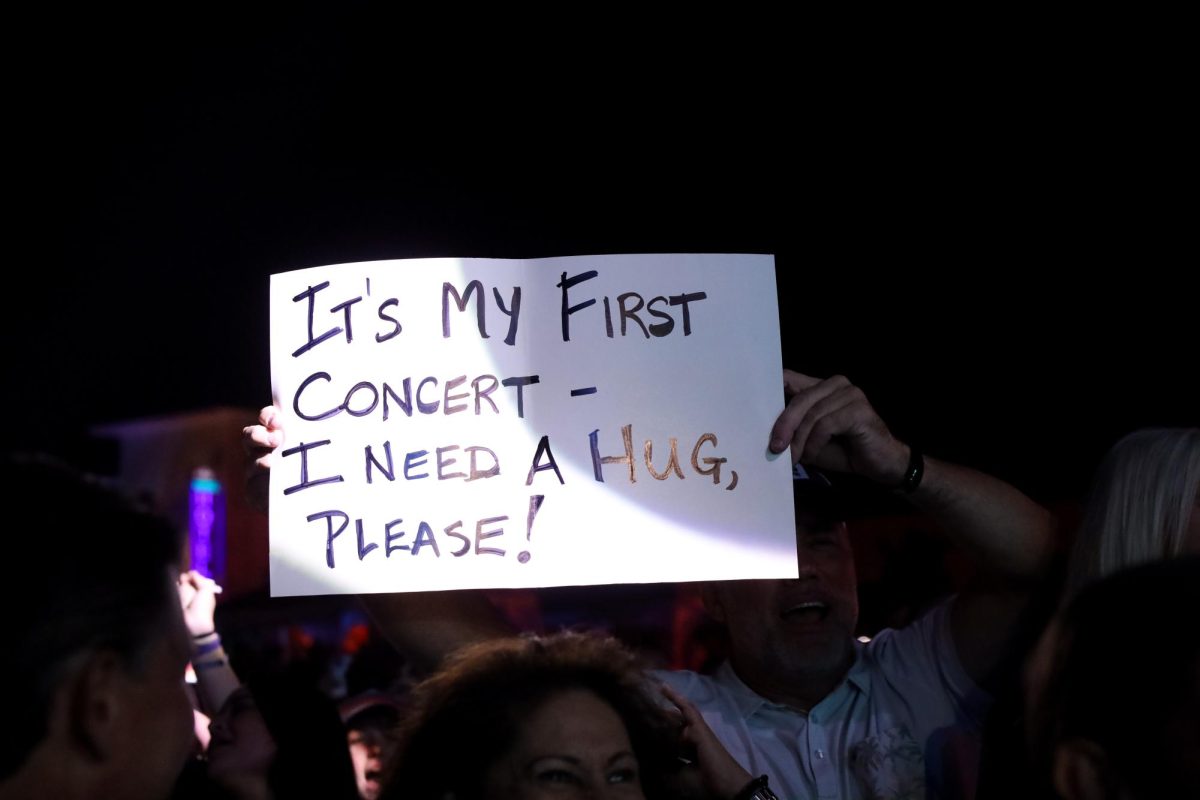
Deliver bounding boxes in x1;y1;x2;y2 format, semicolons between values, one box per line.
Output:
1052;738;1115;800
699;583;727;624
67;650;128;762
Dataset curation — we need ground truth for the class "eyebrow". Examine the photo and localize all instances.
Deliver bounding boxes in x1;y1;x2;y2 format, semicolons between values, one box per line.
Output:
528;750;636;768
800;526;841;538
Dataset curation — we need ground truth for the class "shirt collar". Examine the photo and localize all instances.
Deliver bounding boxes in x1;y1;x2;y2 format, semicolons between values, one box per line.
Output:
714;661;771;718
845;637;873;695
715;641;872;720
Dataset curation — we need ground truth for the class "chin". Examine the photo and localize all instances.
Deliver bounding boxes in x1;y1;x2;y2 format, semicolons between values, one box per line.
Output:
789;640;854;675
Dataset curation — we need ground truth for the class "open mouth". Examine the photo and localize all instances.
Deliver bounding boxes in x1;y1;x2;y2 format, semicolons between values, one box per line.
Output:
782;601;830;623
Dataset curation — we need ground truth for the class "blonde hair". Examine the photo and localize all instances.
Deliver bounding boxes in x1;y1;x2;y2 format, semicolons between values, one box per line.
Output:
1066;428;1200;596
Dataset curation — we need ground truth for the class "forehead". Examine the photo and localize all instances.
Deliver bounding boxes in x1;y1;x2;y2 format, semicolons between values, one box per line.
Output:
796;509;845;536
516;689;631;748
486;689;638;794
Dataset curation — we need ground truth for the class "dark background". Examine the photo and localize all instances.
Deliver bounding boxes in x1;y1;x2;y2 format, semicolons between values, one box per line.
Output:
8;8;1195;505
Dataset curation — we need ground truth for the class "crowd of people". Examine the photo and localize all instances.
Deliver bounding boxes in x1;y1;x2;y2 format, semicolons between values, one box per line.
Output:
1;373;1196;799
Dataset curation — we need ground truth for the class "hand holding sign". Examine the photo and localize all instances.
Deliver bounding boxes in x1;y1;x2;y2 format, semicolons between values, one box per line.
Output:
770;371;911;485
243;405;283;515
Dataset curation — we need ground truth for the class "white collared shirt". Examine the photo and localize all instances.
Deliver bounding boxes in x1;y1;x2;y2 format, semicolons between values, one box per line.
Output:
657;598;989;800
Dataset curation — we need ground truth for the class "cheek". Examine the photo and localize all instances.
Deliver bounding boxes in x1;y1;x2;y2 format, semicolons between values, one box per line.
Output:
158;676;196;760
839;554;858;587
135;675;196;785
350;743;371;770
1185;501;1200;554
818;548;858;592
1023;622;1059;717
481;754;523;800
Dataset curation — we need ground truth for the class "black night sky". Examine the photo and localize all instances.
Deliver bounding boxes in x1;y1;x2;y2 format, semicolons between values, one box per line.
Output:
9;9;1195;505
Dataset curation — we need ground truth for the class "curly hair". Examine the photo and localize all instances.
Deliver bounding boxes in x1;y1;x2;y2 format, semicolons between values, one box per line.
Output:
381;631;677;800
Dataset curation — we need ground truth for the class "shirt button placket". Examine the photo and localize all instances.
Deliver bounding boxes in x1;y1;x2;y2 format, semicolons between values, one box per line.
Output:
809;712;835;798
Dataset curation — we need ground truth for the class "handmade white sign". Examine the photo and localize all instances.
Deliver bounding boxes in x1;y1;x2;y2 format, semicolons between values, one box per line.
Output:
269;254;796;595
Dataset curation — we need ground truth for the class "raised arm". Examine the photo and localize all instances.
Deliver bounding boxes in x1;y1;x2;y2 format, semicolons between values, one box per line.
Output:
768;371;1056;682
177;570;241;715
355;591;513;673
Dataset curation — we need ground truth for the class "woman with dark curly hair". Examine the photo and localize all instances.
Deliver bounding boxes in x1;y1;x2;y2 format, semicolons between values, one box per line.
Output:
381;631;762;800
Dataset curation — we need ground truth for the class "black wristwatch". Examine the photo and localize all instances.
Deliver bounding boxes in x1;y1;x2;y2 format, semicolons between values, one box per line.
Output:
732;774;779;800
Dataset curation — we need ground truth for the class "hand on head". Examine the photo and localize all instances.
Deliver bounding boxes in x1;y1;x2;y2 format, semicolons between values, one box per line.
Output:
661;683;753;799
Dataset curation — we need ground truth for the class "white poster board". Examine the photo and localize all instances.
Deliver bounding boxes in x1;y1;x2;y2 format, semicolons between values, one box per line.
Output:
269;254;796;595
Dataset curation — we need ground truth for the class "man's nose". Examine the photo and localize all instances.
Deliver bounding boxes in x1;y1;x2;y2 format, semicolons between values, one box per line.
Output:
795;551;820;578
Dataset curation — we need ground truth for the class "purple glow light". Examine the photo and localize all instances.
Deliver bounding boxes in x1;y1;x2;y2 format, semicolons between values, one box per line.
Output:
189;472;225;580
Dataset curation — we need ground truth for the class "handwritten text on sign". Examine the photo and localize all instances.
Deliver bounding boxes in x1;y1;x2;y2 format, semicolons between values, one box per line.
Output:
269;254;796;596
